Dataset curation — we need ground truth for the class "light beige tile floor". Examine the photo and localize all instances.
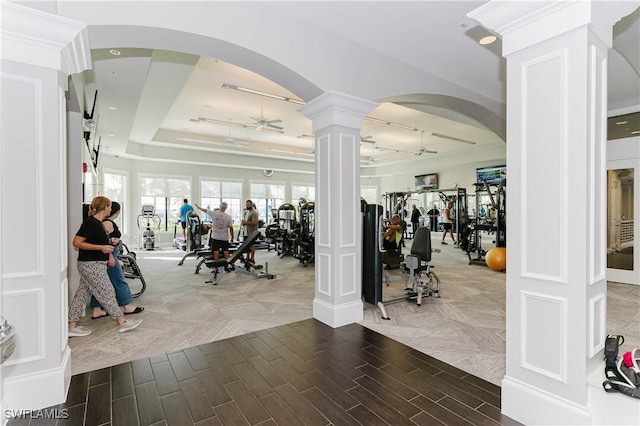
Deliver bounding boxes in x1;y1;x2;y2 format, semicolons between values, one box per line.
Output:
69;235;640;387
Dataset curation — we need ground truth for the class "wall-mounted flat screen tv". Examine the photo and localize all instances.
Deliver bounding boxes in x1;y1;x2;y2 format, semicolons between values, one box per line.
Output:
415;173;438;190
476;165;506;184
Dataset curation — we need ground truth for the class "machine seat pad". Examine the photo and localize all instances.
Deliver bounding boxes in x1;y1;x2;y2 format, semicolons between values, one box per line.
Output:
206;259;228;269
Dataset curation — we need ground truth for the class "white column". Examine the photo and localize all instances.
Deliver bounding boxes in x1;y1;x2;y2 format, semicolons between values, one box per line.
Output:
0;2;91;411
469;1;639;424
299;91;377;327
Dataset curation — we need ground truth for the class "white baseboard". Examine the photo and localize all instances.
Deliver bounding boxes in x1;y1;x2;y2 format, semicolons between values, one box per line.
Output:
501;376;591;425
313;297;363;328
4;346;71;411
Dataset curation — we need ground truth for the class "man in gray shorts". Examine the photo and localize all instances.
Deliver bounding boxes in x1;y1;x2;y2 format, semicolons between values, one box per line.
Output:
241;199;259;264
195;201;234;261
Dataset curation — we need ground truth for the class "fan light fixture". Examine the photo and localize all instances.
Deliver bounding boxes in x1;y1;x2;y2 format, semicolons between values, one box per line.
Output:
363;116;419;132
416;130;438;155
431;132;476;145
220;83;305;105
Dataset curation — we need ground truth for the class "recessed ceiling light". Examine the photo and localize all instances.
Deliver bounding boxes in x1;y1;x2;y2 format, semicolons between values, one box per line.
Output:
479;36;497;45
109;49;121;56
108;133;115;137
108;106;117;111
631;130;640;134
109;71;117;76
616;121;628;125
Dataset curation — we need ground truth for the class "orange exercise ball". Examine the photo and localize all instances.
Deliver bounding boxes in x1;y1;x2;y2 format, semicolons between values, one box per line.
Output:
486;247;506;272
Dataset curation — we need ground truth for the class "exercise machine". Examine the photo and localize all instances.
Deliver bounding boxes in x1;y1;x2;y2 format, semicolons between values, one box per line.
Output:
264;203;299;258
203;230;275;285
137;205;161;250
176;211;208;265
362;203;441;320
114;242;146;298
292;201;315;266
462;179;506;266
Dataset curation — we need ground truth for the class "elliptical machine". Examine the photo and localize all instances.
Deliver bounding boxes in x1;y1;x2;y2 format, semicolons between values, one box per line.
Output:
138;205;161;250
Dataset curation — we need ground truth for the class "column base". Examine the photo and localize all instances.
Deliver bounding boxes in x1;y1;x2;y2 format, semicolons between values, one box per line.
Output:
313;297;363;328
4;346;71;411
502;376;590;425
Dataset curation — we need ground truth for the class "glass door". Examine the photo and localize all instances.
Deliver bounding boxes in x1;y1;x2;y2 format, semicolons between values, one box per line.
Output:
606;162;638;285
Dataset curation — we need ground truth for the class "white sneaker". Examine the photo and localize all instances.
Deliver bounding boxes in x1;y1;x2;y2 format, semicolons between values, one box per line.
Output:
68;326;92;337
118;319;142;333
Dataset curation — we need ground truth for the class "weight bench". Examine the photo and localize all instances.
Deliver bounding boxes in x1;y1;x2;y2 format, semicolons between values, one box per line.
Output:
204;230;275;285
194;241;242;274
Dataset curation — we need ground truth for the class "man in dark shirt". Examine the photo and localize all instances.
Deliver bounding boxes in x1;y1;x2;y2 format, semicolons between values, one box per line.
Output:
410;204;421;239
426;203;440;232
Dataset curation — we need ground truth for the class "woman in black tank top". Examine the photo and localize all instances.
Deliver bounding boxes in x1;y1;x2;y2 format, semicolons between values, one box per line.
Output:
90;201;144;319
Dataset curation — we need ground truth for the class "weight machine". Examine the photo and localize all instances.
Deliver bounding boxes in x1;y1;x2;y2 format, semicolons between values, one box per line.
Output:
461;180;506;265
362;203;441;320
264;203;299;258
292;201;315;266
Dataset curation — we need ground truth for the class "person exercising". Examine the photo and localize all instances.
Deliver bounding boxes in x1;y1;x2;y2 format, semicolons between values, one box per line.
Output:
195;201;234;261
241;199;259;264
178;199;194;240
441;201;456;245
383;214;404;252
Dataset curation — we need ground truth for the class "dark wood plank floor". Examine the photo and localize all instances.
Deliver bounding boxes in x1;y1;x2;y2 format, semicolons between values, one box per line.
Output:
8;319;521;425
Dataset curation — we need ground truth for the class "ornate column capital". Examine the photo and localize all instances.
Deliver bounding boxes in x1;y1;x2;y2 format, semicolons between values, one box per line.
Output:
1;1;91;76
468;0;638;55
298;90;378;132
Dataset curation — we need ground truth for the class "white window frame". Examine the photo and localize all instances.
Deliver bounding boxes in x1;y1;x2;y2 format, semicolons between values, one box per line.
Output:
138;173;192;231
250;181;286;225
103;168;129;234
291;183;315;204
200;177;243;225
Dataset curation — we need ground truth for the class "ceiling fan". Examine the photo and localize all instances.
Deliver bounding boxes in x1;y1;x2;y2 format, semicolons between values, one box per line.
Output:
248;103;283;131
192;116;283;133
415;130;438;156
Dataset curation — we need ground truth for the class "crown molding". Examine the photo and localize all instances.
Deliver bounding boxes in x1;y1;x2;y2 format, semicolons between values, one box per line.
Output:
298;90;378;132
0;2;91;76
468;0;639;56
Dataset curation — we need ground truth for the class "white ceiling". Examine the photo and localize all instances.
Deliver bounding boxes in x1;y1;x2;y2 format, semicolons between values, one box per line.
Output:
76;1;639;170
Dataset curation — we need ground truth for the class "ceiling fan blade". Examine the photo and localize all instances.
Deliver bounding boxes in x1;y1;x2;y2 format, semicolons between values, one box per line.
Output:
266;119;282;124
266;123;284;130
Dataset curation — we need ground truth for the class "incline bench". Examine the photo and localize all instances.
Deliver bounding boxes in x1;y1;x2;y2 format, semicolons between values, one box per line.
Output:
204;230;275;285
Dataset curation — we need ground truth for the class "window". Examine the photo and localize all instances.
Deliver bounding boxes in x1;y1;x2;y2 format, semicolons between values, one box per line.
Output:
292;184;315;204
361;186;378;205
140;175;190;230
200;179;242;224
104;170;128;233
250;182;285;225
83;171;98;203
